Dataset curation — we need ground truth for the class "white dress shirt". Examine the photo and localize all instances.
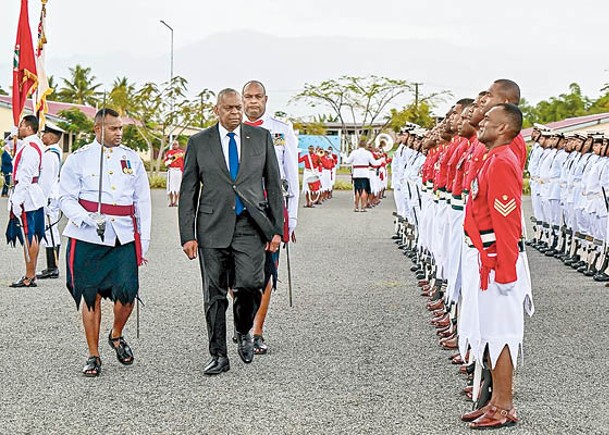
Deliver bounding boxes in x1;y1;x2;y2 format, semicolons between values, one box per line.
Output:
218;123;241;170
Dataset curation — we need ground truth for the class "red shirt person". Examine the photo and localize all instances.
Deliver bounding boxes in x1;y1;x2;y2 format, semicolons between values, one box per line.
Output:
461;103;532;430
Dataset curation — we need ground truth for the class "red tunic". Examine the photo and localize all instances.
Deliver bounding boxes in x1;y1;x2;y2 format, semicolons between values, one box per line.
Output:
421;147;440;186
462;137;487;193
510;133;527;171
320;155;334;170
432;144;449;192
437;138;462;192
463;144;522;288
164;149;185;171
299;152;321;170
447;136;470;196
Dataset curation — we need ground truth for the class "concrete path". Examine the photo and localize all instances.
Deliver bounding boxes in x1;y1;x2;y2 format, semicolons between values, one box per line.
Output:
0;190;607;434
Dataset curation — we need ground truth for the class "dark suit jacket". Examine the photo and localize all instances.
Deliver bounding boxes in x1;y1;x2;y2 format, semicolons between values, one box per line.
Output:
178;123;284;248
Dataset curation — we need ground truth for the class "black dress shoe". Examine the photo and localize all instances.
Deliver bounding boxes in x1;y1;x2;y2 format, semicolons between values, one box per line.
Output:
236;332;254;364
593;272;609;282
203;356;230;375
410;265;419;272
544;249;557;256
36;268;60;279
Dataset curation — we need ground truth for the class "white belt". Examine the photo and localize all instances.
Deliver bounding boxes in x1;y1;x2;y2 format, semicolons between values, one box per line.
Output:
464;231;496;248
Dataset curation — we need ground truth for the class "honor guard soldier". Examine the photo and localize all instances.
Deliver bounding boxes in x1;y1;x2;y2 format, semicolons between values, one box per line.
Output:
1;134;13;197
37;122;64;279
163;140;185;207
299;145;322;207
7;115;47;288
242;80;300;354
460;104;534;429
59;108;151;377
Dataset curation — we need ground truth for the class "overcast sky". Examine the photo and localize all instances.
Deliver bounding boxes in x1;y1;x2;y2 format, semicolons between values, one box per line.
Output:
2;0;608;117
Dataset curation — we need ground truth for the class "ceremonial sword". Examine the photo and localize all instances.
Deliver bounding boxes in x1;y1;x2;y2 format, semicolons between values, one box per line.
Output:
93;94;108;242
282;179;294;307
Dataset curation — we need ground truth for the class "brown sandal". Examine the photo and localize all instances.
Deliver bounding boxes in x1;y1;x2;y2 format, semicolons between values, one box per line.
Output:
469;406;518;429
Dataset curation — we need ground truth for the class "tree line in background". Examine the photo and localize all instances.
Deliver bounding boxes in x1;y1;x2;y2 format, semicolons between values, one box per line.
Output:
2;70;609;165
520;82;609;127
10;65;218;176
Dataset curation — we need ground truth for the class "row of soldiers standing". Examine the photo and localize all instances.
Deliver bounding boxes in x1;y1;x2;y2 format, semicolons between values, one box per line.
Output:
391;79;534;430
528;127;609;282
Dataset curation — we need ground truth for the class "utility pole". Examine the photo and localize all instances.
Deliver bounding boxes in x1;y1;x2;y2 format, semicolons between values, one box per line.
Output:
160;20;174;145
413;82;423;110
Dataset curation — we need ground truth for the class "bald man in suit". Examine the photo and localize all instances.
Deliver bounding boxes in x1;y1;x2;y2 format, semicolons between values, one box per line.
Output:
179;88;284;375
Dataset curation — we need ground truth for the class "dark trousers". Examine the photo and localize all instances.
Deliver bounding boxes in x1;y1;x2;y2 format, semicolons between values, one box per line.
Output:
198;213;265;357
1;173;10;196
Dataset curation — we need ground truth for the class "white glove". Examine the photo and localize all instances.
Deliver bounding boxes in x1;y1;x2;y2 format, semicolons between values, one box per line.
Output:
288;217;297;235
141;239;150;258
82;212;105;228
496;282;516;296
11;201;23;218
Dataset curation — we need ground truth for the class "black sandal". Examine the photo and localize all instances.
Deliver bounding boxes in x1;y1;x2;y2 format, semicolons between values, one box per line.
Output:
9;276;37;288
83;356;102;377
108;330;134;365
253;335;268;355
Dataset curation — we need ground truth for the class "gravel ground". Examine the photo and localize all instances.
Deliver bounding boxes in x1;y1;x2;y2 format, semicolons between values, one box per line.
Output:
0;190;608;435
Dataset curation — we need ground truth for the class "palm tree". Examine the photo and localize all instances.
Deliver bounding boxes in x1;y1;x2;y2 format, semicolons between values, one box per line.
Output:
108;76;136;116
57;64;101;106
47;75;58;101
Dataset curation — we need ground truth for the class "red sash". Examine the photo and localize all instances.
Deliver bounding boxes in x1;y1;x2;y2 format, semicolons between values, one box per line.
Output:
13;141;42;184
79;199;144;266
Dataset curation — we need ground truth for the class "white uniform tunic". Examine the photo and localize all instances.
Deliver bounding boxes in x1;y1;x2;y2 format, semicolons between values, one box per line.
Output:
59;141;151;252
391;144;405;215
10;134;47;213
39;143;62;247
345;148;384;178
249;114;300;234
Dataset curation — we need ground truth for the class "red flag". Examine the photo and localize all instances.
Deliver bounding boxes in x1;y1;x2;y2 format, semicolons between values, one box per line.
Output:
12;0;38;126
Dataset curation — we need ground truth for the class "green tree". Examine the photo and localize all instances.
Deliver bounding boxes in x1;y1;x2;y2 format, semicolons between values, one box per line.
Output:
47;75;58;101
129;76;215;175
108;76;136;116
292;114;337;135
387;100;437;130
523;83;591;125
291;75;414;151
0;85;7;96
56;107;95;150
57;64;101;105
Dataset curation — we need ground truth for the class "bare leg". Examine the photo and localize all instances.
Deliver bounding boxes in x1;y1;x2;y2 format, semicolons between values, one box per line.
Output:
82;294;103;357
111;301;135;339
361;191;369;209
24;238;40;280
253;280;273;336
489;345;514;410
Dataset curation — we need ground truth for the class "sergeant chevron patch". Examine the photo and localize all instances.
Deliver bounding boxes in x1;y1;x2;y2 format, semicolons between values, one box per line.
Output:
494;197;516;217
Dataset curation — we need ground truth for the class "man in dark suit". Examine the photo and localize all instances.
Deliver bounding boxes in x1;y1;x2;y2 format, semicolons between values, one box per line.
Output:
179;88;284;375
